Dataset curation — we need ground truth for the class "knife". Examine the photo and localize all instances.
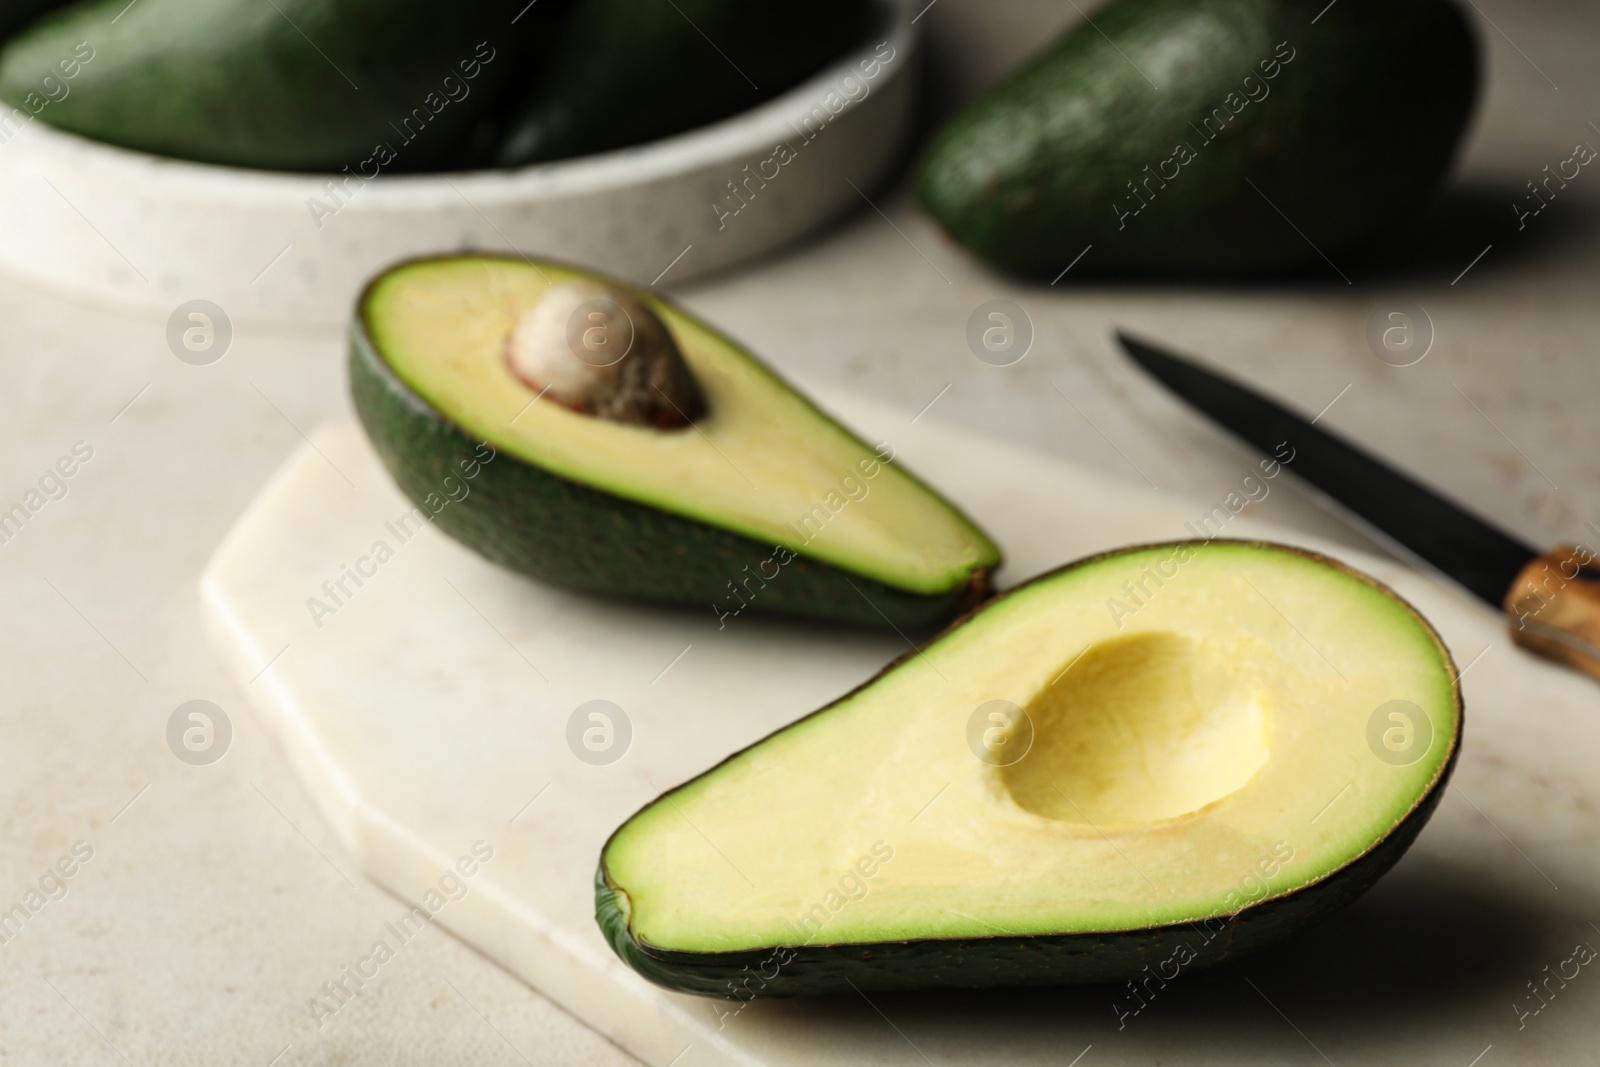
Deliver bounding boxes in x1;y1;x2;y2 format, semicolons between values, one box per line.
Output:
1115;330;1600;682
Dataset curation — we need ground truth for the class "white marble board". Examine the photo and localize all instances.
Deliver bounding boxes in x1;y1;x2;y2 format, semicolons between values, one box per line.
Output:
200;383;1600;1067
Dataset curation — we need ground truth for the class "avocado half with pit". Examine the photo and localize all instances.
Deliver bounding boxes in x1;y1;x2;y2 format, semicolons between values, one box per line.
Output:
350;255;1000;629
597;541;1461;996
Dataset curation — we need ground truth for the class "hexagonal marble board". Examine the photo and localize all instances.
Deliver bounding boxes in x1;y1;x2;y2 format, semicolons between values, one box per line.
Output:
201;381;1600;1066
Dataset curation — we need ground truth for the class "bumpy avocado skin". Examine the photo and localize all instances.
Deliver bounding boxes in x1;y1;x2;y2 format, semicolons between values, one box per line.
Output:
0;0;567;171
595;543;1462;997
916;0;1479;277
495;0;876;165
349;320;990;631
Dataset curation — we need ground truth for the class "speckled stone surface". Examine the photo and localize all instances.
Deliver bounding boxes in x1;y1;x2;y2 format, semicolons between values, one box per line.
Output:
3;0;1600;1063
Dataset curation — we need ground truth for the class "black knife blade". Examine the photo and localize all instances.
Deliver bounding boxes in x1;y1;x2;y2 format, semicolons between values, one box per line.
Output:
1115;330;1539;609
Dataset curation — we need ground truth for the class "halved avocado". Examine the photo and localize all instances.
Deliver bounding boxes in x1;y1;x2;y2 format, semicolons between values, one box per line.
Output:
350;255;1000;629
597;541;1461;996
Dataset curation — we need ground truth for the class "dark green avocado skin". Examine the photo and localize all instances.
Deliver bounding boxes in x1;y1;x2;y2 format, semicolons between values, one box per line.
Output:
0;0;567;171
0;0;66;39
598;776;1450;996
916;0;1479;277
348;320;989;631
495;0;876;166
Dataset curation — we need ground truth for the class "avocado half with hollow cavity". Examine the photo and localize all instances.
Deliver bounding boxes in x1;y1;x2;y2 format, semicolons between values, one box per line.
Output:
597;541;1461;996
350;255;1000;629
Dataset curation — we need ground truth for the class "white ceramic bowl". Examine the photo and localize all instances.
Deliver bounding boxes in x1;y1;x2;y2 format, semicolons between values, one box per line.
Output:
0;0;916;323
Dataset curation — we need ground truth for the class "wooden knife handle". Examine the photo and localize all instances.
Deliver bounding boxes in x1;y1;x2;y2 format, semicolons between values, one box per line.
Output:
1503;545;1600;681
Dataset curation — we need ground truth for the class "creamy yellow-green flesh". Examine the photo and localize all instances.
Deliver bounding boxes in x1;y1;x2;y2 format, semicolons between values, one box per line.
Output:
363;258;998;594
605;543;1458;949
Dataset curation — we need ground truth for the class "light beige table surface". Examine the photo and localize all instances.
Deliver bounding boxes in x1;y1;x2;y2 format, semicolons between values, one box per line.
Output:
2;1;1598;1063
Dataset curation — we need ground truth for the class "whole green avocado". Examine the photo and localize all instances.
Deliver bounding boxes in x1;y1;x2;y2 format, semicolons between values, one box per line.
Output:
0;0;567;171
916;0;1480;277
495;0;876;166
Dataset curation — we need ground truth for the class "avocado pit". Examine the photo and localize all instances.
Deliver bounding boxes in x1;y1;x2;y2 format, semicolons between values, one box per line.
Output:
505;280;706;428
